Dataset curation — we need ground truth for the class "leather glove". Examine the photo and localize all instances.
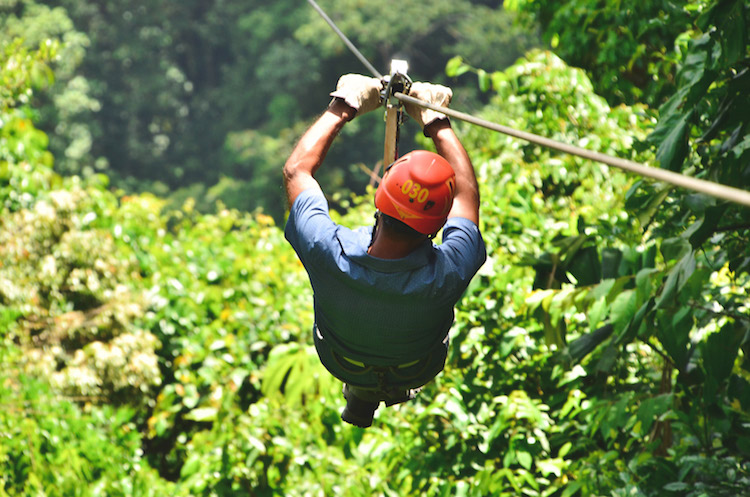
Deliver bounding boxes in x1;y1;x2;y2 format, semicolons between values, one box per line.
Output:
329;74;383;118
404;82;452;129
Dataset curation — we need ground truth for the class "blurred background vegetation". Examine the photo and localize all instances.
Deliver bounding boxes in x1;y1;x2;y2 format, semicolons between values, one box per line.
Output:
2;0;749;496
2;0;540;222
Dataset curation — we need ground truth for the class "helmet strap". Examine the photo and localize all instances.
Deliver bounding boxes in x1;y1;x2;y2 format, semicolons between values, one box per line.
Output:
369;211;381;248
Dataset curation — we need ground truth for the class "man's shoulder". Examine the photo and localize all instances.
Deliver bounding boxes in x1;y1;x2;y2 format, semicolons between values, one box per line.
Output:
287;187;331;230
437;216;486;272
442;217;483;242
285;187;336;254
290;186;327;214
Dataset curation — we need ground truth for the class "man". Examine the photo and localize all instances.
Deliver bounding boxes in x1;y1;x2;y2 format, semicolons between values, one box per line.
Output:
283;74;486;428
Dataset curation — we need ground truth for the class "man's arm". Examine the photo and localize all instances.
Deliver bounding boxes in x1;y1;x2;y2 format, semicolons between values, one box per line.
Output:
283;74;383;207
283;100;354;206
426;120;479;225
404;82;480;225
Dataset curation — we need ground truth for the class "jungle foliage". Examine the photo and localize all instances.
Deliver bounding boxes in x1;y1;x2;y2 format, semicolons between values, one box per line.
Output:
2;0;750;496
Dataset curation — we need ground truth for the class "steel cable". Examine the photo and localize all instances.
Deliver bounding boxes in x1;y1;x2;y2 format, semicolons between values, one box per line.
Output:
306;0;382;79
395;93;750;208
307;0;750;208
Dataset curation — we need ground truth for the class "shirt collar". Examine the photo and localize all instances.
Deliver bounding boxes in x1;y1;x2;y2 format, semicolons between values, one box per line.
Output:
338;226;432;273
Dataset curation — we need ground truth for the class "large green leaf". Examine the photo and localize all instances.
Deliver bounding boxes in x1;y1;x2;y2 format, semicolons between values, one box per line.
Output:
653;110;692;171
655;251;696;310
660;237;691;263
567;324;614;362
261;342;336;406
656;307;693;371
704;320;747;384
716;0;748;65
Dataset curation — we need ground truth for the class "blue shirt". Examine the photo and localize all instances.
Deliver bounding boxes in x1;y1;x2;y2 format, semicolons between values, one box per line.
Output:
285;187;486;366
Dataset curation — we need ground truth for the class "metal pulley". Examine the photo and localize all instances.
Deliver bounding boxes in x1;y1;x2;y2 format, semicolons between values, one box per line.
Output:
381;59;411;171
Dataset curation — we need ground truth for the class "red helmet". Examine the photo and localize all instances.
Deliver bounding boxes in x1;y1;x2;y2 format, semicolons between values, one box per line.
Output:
375;150;456;234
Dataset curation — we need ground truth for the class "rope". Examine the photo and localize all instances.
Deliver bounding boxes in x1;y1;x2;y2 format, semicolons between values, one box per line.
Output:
307;1;750;209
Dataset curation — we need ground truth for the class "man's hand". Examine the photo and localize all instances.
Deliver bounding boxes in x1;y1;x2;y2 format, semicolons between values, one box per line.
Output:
329;74;383;118
283;92;358;207
404;82;452;130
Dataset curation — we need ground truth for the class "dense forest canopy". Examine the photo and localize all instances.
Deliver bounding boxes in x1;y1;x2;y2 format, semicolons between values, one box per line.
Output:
2;0;749;496
2;0;540;220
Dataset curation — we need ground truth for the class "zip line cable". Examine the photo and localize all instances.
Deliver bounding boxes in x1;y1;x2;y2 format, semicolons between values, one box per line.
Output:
306;0;382;79
395;93;750;208
307;0;750;209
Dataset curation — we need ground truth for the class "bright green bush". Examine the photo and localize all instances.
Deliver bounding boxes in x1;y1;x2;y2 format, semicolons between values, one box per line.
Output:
0;371;174;497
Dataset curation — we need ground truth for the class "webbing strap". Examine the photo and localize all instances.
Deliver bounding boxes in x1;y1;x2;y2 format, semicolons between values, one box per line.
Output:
330;348;431;388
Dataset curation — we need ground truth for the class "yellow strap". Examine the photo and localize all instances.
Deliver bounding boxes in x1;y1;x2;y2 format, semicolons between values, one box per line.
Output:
342;356;366;368
343;355;419;369
397;359;420;368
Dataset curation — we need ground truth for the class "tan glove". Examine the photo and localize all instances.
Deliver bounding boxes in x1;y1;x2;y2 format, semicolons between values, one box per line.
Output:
329;74;383;118
404;82;452;129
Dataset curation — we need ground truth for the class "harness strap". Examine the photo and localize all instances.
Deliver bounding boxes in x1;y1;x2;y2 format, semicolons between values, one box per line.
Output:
330;347;432;387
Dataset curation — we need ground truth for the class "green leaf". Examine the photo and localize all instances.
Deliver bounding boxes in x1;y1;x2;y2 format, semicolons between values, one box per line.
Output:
658;305;694;364
559;441;573;458
626;181;672;227
655;252;696;310
616;298;655;346
601;248;623;279
688;204;728;248
567;245;602;286
610;290;636;330
678;41;709;89
536;458;563;477
635;268;658;301
684;193;716;215
636;393;673;435
180;454;203;478
718;0;747;64
654;110;691;171
516;450;533;469
587;296;608;330
664;482;690;492
477;69;491;92
445;56;471;77
184;407;218;422
561;481;583;497
704;321;746;384
660;237;691;263
730;132;750;159
568;324;614;362
526;289;556;311
590;278;616;301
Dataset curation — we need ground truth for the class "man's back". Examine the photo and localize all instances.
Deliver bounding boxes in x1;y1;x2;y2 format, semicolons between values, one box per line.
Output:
285;187;485;365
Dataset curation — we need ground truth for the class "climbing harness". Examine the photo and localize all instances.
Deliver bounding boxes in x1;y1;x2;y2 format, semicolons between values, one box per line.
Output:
305;0;750;208
331;348;431;392
314;323;446;393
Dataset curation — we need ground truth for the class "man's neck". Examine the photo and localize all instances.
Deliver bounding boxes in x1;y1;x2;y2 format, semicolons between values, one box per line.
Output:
367;230;427;260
